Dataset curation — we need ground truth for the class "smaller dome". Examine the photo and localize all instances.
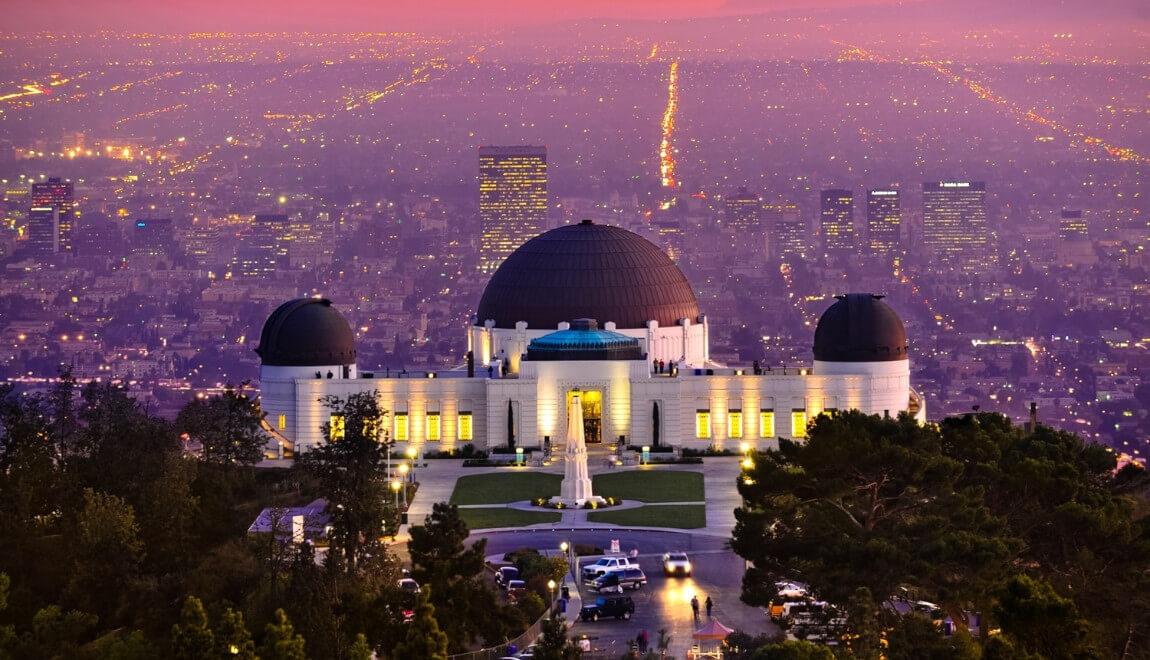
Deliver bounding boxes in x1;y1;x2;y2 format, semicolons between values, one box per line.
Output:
526;318;643;362
813;294;908;362
256;298;356;367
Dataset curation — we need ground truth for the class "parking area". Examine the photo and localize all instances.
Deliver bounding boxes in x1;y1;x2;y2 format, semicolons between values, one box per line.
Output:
568;549;778;657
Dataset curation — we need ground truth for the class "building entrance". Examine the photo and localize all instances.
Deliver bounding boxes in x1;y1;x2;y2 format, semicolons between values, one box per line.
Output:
566;389;602;443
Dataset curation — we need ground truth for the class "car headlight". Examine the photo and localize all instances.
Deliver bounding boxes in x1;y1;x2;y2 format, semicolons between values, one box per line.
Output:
684;562;691;572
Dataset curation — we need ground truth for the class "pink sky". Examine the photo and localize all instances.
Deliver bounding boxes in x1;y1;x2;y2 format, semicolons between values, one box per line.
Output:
22;0;910;31
15;0;1143;32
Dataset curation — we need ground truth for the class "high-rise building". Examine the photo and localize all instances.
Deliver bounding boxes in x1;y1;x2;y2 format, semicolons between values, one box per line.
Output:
478;146;547;273
1058;209;1088;241
724;187;762;233
776;215;809;262
131;218;174;254
866;189;901;257
922;181;989;270
233;214;289;277
819;189;855;256
27;177;76;255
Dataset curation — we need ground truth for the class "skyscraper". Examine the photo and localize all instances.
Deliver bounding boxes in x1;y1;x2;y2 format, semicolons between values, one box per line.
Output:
922;181;989;270
27;177;76;255
478;146;547;273
819;189;854;256
866;189;901;257
724;187;762;234
1058;209;1088;241
233;214;289;278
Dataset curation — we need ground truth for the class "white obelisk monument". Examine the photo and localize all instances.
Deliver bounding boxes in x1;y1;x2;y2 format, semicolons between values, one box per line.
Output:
552;393;605;507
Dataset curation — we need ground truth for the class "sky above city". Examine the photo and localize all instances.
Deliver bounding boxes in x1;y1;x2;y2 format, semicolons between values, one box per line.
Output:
23;0;1148;31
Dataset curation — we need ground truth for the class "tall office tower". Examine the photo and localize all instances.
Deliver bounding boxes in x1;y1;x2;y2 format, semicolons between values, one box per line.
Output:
1058;209;1089;241
27;177;76;255
478;146;547;273
131;218;175;254
922;181;989;270
776;215;809;262
819;189;855;257
234;214;289;277
724;187;762;233
866;189;901;257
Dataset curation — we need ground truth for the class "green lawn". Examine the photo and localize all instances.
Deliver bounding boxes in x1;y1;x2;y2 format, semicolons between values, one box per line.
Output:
591;470;704;502
586;504;707;529
458;507;561;530
449;472;562;505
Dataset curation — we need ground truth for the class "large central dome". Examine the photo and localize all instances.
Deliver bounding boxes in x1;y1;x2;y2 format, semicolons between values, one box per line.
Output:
475;219;701;330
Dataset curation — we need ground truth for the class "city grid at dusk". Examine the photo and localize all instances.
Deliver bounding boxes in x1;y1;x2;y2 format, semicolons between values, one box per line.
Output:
0;2;1146;659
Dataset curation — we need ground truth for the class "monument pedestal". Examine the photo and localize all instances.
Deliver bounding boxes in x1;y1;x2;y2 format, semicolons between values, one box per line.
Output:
550;393;606;508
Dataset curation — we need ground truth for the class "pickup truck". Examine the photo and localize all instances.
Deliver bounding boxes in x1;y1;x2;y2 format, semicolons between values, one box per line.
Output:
581;556;635;582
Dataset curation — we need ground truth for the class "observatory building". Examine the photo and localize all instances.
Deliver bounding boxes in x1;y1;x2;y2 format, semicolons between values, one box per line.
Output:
256;220;925;456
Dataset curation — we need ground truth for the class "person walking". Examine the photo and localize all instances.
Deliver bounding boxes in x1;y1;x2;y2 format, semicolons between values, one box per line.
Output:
705;596;714;618
690;595;700;620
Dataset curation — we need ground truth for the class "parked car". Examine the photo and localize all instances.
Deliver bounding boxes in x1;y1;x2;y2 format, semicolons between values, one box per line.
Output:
662;552;692;576
398;578;422;594
579;595;635;622
775;581;809;599
496;566;520;588
581;556;635;581
593;567;648;592
505;580;529;603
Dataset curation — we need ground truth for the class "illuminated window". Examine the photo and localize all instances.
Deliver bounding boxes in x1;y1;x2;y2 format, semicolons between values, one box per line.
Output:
759;409;775;438
695;410;711;439
426;412;441;441
791;410;808;438
277;413;286;431
458;412;473;441
394;413;409;442
727;410;743;439
329;414;345;441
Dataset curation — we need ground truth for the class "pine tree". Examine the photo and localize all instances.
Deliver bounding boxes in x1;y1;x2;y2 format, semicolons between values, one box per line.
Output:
261;609;308;660
171;596;214;660
392;589;448;660
348;633;373;660
213;607;257;659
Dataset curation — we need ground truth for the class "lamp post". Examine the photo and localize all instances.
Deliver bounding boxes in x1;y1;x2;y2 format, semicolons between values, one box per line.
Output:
391;479;401;507
547;579;557;613
398;463;410;506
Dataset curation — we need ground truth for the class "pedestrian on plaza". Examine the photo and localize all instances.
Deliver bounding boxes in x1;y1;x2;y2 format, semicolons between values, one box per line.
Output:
705;596;714;618
691;595;700;620
638;629;649;653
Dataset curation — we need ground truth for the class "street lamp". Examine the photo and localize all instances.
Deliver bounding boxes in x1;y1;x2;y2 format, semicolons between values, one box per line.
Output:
559;541;569;553
405;445;418;461
547;579;557;612
390;479;402;507
398;463;410;506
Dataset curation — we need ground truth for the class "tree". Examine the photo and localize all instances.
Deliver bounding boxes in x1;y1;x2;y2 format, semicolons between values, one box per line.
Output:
261;609;308;660
171;596;214;660
213;607;257;659
408;502;502;650
391;589;448;660
65;489;144;621
842;588;883;660
348;632;373;660
732;412;1014;612
533;615;581;660
992;575;1092;659
749;640;834;660
176;384;268;465
298;392;394;571
885;615;980;660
